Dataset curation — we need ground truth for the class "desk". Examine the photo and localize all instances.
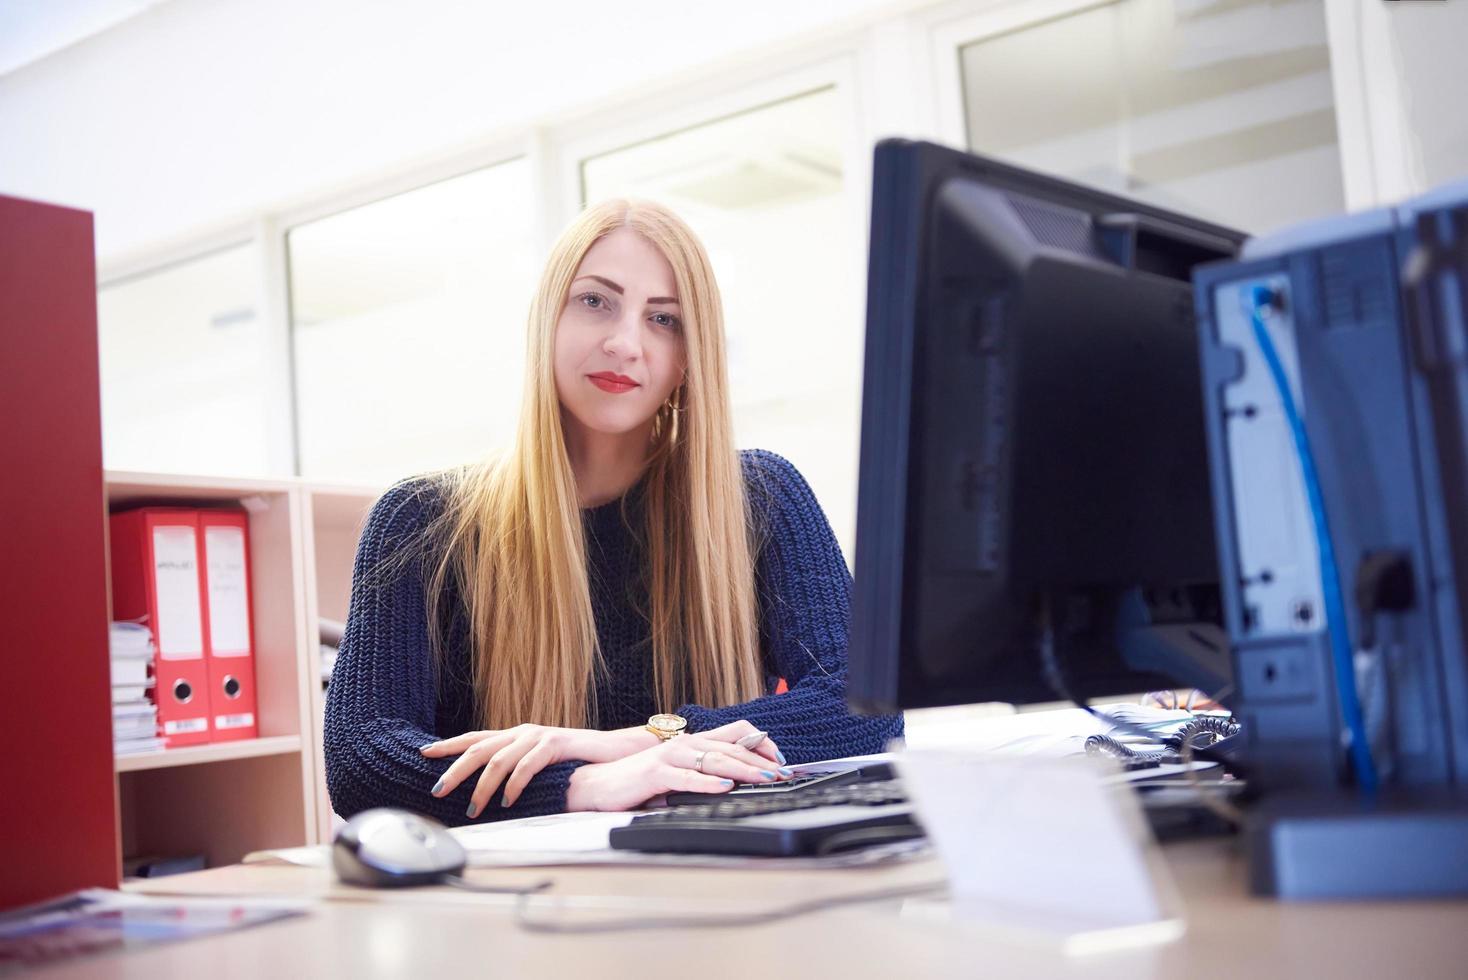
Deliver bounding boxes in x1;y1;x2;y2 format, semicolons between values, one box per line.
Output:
48;838;1468;979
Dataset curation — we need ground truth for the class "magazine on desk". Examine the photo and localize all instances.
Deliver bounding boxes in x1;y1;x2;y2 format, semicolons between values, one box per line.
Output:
0;889;307;974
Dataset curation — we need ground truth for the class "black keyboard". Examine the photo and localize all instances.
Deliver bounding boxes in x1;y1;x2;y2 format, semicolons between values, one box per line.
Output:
663;766;867;806
609;779;923;858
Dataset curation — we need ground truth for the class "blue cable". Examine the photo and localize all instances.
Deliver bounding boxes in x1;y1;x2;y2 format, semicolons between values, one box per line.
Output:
1244;284;1378;794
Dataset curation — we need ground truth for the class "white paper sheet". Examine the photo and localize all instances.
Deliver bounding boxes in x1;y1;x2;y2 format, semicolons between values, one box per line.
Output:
151;524;203;659
245;815;928;871
203;525;251;655
452;811;635;853
893;749;1183;944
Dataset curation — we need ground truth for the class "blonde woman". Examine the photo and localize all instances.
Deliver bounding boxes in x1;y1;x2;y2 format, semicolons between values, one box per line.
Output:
324;200;902;825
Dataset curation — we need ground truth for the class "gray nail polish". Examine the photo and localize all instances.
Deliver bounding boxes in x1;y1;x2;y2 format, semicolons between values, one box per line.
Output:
419;743;436;752
431;778;444;795
466;802;478;819
760;770;776;780
501;796;512;808
721;779;734;785
778;767;794;777
776;749;787;765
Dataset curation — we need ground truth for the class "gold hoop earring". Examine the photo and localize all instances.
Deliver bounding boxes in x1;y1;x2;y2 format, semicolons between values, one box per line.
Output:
666;384;687;414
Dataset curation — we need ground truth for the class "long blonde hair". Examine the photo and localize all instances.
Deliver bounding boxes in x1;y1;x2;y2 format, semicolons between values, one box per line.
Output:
416;199;765;730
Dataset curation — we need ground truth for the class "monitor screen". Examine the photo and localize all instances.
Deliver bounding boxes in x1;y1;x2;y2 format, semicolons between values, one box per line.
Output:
848;140;1244;713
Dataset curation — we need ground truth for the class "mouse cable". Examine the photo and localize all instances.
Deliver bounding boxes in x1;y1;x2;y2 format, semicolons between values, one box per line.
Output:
513;880;947;934
442;874;554;895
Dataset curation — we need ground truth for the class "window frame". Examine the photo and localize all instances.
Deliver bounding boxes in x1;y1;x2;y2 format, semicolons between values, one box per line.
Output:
95;231;284;476
924;0;1400;212
89;0;1411;483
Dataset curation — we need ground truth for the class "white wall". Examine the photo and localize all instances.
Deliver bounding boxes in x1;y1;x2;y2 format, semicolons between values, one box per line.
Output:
4;0;1465;268
0;0;920;264
1323;0;1468;209
1379;0;1468;191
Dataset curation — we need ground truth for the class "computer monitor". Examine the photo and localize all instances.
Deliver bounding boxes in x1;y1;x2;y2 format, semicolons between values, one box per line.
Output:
848;138;1468;899
847;139;1245;713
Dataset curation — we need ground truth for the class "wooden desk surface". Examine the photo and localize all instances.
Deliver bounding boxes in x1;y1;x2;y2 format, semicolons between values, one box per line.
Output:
36;838;1468;979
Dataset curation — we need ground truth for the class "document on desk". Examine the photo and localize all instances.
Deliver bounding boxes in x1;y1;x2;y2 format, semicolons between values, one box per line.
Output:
453;811;634;855
246;813;928;870
903;703;1198;757
0;889;307;971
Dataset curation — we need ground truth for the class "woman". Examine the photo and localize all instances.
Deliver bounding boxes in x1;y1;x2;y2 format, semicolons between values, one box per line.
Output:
324;199;902;826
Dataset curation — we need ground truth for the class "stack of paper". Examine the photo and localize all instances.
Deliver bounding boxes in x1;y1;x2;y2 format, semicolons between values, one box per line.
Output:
110;621;163;755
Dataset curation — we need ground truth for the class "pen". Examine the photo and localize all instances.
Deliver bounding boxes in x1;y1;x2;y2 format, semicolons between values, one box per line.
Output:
737;731;767;751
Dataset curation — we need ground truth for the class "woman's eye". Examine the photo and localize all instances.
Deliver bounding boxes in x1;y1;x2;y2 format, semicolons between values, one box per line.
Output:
651;313;681;330
579;292;607;310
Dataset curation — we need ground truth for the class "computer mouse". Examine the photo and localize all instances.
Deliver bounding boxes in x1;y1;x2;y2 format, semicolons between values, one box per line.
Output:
332;807;467;888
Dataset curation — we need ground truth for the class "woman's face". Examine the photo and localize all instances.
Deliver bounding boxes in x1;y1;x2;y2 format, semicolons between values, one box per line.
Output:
554;228;688;439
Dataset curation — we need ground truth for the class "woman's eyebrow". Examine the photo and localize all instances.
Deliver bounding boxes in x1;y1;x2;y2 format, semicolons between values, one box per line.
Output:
576;274;679;305
576;274;624;294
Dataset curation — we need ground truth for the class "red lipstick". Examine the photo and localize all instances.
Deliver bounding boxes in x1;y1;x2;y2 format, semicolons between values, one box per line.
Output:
588;372;639;394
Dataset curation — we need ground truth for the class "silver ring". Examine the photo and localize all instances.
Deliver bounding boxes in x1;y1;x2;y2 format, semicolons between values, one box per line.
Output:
694;750;708;773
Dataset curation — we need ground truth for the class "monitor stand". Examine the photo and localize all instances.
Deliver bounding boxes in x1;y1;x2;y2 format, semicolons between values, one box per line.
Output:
1246;790;1468;899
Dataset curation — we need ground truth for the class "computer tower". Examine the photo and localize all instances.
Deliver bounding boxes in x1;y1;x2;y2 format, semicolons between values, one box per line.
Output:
1192;184;1468;898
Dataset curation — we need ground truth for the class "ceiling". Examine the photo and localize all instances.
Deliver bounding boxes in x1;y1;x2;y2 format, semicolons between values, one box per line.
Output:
0;0;167;77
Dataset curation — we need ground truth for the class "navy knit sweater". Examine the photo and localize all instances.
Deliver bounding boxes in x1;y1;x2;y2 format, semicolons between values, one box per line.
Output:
324;449;903;826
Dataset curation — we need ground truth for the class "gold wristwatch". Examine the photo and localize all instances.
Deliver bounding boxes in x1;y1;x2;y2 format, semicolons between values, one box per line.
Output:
645;713;688;741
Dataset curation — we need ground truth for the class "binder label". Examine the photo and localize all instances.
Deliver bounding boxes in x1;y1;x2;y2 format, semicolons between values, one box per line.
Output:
152;525;204;660
163;717;208;735
215;713;256;730
204;525;251;656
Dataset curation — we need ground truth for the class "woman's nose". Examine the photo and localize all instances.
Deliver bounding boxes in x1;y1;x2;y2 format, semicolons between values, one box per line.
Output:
602;313;642;358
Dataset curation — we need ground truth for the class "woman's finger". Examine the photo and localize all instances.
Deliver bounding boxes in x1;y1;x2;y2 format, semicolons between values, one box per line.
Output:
702;720;784;765
735;730;786;765
664;765;736;795
420;730;495;757
678;740;789;783
432;733;513;797
693;748;784;785
691;739;788;777
501;739;559;808
704;719;758;741
738;732;788;766
466;735;536;818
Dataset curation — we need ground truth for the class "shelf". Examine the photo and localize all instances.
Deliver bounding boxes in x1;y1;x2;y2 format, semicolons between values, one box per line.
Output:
104;470;298;510
300;481;382;844
115;735;303;773
97;472;378;860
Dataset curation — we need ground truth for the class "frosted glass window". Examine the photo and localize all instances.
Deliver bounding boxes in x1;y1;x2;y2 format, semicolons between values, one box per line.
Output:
288;158;537;485
960;0;1344;233
98;243;271;477
581;88;861;561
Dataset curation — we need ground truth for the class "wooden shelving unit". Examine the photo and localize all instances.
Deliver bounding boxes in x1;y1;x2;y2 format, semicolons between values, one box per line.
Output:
299;481;383;844
115;735;303;773
104;470;384;871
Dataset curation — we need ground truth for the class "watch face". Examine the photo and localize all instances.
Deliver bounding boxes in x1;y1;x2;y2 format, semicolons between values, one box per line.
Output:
649;713;686;733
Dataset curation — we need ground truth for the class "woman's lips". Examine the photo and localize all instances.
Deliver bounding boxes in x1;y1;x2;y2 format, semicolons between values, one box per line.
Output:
588;374;639;394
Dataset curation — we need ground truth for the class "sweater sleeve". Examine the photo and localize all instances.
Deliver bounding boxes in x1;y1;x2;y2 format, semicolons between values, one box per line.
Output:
323;478;581;827
675;450;905;763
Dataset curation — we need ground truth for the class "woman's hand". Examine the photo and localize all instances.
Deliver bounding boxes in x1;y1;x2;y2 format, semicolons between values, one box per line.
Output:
421;725;639;816
696;719;788;767
565;734;791;813
421;719;789;816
